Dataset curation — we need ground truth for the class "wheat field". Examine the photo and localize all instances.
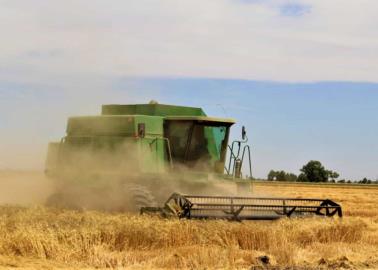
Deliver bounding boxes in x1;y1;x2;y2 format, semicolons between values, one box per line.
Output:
0;173;377;269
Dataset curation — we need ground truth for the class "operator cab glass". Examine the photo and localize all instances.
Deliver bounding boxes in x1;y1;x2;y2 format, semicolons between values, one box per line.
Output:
164;119;231;172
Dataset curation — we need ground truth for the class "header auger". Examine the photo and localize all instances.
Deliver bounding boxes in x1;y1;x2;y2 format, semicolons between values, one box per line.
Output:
46;101;342;219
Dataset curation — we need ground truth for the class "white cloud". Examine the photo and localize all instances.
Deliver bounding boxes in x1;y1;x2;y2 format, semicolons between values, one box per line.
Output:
3;0;378;173
1;0;378;83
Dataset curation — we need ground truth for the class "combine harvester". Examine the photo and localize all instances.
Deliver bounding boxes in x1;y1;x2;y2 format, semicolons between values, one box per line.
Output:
46;102;342;220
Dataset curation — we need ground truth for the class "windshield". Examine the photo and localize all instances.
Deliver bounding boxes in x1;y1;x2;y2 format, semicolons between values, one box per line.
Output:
164;120;229;171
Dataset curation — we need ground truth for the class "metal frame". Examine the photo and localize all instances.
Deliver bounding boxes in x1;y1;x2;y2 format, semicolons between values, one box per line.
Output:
141;193;343;221
227;142;253;179
149;137;174;169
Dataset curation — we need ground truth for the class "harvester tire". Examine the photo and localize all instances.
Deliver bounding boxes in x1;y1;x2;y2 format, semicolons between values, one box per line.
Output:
124;184;157;212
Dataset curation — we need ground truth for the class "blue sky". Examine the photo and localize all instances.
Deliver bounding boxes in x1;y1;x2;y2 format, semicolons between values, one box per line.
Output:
0;0;378;180
114;79;378;180
1;78;377;180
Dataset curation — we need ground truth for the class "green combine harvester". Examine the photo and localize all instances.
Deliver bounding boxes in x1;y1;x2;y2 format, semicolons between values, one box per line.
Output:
46;101;342;220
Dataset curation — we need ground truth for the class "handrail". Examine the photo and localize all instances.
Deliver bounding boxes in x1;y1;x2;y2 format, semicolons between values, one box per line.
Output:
163;137;174;169
241;145;253;179
226;141;253;179
227;141;242;174
149;137;174;169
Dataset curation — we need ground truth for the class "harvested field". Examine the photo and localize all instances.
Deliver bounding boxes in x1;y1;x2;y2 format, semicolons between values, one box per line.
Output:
0;172;377;269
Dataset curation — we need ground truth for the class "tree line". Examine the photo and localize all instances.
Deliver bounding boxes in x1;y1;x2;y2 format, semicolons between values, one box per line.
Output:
267;160;377;184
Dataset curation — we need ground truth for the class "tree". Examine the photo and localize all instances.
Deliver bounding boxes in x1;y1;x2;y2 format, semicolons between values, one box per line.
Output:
276;171;287;181
266;170;298;182
298;173;309;182
360;178;368;184
267;170;276;181
328;171;340;181
359;178;373;184
298;160;339;183
287;173;298;182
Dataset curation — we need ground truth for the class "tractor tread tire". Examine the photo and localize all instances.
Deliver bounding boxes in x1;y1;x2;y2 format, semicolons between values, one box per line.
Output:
124;184;157;212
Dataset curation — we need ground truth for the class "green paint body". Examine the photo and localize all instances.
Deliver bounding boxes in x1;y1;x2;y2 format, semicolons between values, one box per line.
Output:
46;103;249;204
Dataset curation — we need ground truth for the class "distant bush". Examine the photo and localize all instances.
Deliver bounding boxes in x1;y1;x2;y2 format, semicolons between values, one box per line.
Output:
297;161;339;183
266;161;377;184
267;170;298;182
358;178;375;184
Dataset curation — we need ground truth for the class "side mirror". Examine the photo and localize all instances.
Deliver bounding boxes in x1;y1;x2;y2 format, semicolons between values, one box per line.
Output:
242;126;247;140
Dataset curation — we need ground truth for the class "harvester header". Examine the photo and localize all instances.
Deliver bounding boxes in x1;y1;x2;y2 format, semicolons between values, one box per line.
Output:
142;193;343;221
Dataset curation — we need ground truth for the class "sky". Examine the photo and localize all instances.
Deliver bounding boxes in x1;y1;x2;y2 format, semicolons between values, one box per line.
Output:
0;0;377;180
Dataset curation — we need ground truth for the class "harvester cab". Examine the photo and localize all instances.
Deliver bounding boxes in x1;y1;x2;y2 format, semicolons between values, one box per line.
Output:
163;116;232;174
45;101;342;220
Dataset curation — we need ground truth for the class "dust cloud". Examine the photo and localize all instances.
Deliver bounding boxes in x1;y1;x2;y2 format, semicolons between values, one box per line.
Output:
0;96;246;210
0;131;250;210
0;170;53;205
42;137;245;211
0;77;153;207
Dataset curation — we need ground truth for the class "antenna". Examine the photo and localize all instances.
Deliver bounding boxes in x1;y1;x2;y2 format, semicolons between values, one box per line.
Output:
216;104;228;117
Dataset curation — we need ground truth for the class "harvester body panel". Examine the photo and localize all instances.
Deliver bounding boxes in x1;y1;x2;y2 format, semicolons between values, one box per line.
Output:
46;103;245;210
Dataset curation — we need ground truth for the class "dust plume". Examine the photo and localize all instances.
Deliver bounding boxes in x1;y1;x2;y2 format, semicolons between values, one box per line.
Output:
0;76;161;207
0;170;52;205
43;134;245;212
1;89;242;211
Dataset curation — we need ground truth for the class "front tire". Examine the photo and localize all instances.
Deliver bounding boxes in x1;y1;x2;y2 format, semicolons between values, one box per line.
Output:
123;184;157;212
